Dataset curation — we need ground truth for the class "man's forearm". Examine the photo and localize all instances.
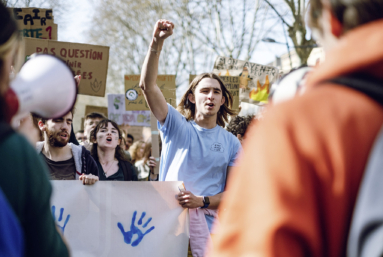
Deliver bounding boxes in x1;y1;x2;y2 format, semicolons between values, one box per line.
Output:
139;39;163;91
207;192;223;210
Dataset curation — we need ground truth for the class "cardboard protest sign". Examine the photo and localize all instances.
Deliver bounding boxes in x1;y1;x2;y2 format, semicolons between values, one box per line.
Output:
108;94;150;127
213;56;279;104
189;74;240;110
85;105;108;118
10;8;58;40
51;181;189;257
23;38;109;97
124;75;176;111
122;126;145;141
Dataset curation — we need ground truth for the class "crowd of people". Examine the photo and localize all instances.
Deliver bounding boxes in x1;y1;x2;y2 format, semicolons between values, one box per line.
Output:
1;0;383;256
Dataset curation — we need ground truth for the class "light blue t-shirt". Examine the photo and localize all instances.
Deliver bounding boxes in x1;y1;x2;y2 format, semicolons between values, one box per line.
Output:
158;104;242;231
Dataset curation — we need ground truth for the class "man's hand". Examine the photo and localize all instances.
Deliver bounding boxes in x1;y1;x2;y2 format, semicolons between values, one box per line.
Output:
79;173;99;185
152;19;174;43
177;191;204;209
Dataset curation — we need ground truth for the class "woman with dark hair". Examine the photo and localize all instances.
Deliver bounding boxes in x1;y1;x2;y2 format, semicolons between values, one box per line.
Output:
90;119;137;181
0;2;69;256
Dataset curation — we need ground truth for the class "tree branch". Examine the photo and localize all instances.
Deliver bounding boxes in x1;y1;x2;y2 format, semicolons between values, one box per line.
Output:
263;0;291;28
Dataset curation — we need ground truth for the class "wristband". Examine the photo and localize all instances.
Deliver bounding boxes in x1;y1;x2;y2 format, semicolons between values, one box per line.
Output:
201;196;210;209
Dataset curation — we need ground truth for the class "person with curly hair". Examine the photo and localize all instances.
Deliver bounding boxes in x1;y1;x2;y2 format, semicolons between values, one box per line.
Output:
226;115;255;144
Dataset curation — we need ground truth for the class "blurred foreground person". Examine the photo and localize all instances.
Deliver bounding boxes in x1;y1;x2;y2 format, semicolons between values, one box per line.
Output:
210;0;383;256
90;119;137;181
0;2;69;256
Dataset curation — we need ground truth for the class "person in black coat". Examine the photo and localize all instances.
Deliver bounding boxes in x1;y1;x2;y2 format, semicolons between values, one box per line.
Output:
90;119;137;181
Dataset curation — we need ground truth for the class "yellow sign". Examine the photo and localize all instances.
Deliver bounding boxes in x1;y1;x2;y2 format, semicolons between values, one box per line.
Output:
213;56;279;104
124;75;176;111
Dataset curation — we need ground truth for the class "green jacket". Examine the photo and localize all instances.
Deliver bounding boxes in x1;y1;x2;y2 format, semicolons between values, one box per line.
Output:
0;132;69;257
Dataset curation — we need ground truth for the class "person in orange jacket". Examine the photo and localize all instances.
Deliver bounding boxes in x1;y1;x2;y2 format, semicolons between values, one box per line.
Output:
208;0;383;256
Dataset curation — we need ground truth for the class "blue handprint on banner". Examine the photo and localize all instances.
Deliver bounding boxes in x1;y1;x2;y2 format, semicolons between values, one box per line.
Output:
51;206;70;234
117;211;155;247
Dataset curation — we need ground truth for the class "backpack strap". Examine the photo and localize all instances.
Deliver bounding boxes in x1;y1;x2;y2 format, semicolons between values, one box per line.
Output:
328;73;383;106
0;122;14;144
328;74;383;257
347;125;383;257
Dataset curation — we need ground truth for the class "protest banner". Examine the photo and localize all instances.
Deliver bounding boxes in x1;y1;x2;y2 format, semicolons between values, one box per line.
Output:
108;94;151;127
124;75;176;111
85;105;108;118
50;181;189;257
10;8;58;40
189;74;240;110
23;38;110;97
213;56;279;104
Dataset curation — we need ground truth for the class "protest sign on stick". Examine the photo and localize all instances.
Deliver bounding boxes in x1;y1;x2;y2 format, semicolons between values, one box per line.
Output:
50;181;189;257
23;38;110;97
124;75;176;111
189;74;240;110
108;94;150;127
150;112;160;175
10;8;58;40
124;75;176;170
213;56;279;104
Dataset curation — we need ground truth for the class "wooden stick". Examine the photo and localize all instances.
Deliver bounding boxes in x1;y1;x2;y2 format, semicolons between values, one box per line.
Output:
150;112;160;175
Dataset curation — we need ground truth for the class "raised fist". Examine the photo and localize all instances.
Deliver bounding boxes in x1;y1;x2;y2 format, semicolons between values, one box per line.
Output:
153;19;174;41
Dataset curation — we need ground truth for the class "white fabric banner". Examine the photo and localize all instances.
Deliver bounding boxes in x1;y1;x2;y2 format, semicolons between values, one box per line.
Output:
51;181;189;257
108;94;151;126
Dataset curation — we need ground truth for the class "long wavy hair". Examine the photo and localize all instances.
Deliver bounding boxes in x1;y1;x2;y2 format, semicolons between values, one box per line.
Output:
90;119;128;162
177;73;237;127
129;140;146;164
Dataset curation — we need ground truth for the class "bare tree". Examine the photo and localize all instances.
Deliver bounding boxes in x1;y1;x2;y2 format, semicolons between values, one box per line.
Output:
4;0;68;22
264;0;316;64
88;0;274;92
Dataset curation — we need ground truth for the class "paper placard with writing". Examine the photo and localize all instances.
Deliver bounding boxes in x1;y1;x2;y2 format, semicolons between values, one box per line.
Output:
108;94;151;126
124;75;176;111
24;38;110;97
213;56;279;104
189;75;239;110
85;105;108;118
9;8;58;40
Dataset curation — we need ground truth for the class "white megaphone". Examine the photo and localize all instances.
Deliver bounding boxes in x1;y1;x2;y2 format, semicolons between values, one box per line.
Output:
270;66;312;105
4;54;77;126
